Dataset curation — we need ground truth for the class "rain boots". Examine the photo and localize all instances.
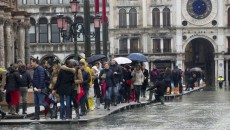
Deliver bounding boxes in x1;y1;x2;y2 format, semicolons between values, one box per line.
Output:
173;87;179;95
148;92;153;101
104;99;110;110
30;107;40;120
0;108;6;119
95;98;100;109
11;105;16;115
74;106;80;119
22;103;27;114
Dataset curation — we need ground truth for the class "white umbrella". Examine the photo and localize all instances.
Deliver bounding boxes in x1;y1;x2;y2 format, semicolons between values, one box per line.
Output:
114;57;132;64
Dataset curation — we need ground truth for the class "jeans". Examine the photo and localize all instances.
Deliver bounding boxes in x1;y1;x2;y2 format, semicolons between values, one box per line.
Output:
34;89;49;108
60;95;71;110
20;87;28;104
114;83;121;103
105;87;112;100
134;85;141;101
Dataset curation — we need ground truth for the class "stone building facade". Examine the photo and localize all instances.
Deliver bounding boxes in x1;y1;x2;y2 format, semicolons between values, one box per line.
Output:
0;0;30;68
108;0;230;86
17;0;107;64
17;0;230;86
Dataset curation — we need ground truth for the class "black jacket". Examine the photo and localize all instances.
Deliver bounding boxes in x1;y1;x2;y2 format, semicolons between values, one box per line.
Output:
81;69;90;90
99;69;115;88
155;80;167;96
6;70;21;91
54;69;75;95
19;68;32;88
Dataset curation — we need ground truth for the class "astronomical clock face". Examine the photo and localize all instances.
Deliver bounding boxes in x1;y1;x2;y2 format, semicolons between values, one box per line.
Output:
187;0;212;19
182;0;217;25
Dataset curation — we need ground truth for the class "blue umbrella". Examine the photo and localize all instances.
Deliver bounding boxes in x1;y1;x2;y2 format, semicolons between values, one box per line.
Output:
127;53;148;62
87;54;106;64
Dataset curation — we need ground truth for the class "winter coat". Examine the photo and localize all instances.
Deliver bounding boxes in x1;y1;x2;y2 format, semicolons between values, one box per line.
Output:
81;69;91;91
131;69;144;86
110;64;123;83
150;69;160;83
163;73;172;82
53;68;75;95
32;65;46;89
155;80;167;96
19;68;32;88
172;68;181;82
80;59;93;86
99;69;115;88
6;70;21;91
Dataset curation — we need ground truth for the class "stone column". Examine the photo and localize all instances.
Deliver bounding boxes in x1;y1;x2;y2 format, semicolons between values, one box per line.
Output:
17;23;26;63
25;24;30;64
0;18;5;68
128;38;130;54
4;20;12;67
142;0;147;27
215;58;218;87
160;9;163;27
226;60;229;87
142;33;148;53
160;39;163;53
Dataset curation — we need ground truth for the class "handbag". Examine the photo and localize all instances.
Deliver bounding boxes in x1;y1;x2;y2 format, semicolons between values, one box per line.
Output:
88;85;94;98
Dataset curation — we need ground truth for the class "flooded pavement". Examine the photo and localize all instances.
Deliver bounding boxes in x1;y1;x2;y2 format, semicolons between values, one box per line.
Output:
2;87;230;130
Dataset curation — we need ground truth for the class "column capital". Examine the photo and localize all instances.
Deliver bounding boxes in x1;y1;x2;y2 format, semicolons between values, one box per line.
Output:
4;19;13;27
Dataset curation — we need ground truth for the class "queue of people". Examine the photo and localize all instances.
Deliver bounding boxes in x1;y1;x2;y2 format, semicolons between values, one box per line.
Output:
0;57;206;120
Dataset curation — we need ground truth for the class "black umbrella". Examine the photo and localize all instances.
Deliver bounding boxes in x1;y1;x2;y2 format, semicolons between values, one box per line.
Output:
87;54;106;64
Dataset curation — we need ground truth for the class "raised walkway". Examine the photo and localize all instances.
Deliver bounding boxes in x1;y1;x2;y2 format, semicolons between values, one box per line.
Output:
0;86;204;125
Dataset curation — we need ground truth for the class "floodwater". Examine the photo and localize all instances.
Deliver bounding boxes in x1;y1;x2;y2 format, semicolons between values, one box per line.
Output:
1;87;230;130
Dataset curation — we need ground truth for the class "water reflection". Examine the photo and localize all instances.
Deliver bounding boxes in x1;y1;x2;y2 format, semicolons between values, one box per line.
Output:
2;87;230;130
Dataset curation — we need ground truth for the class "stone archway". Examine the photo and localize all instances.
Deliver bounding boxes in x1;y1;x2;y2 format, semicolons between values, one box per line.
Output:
184;38;215;86
40;55;61;66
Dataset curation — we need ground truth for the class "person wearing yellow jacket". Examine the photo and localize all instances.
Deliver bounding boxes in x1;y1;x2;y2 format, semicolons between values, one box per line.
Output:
217;76;224;88
80;59;94;111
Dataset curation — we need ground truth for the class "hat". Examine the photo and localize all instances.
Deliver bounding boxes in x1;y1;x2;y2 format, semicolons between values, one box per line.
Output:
79;61;85;66
124;65;130;70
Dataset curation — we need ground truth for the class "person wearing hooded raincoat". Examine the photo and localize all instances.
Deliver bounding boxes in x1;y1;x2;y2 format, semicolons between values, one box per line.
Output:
80;59;94;111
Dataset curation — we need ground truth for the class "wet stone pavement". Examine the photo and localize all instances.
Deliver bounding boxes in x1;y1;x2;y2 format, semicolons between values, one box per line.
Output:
2;86;230;130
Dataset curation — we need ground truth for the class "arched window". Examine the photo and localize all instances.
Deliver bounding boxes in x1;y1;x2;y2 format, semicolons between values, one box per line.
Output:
90;16;95;41
63;17;73;42
152;8;160;27
39;18;48;43
75;16;84;41
119;9;127;28
119;38;128;53
129;8;137;28
51;17;60;43
29;18;36;43
228;8;230;26
163;7;170;27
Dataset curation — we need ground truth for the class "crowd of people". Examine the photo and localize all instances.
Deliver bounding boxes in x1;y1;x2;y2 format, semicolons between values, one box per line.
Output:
0;58;205;120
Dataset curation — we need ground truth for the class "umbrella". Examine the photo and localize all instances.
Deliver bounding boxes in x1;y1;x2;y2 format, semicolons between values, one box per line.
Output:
87;54;106;64
114;57;132;64
127;53;148;62
0;68;7;73
190;67;202;72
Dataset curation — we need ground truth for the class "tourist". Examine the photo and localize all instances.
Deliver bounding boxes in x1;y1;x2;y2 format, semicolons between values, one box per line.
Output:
18;64;31;114
30;58;53;120
131;64;144;103
5;64;21;115
53;60;75;120
141;64;149;98
99;62;115;110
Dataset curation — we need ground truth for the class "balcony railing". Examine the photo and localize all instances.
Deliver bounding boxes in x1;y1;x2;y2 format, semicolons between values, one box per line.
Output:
152;49;161;53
